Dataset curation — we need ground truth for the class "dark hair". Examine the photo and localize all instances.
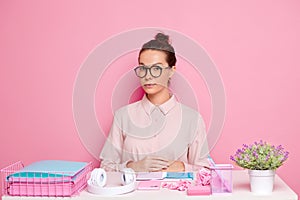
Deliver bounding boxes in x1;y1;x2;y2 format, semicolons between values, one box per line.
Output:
138;33;177;67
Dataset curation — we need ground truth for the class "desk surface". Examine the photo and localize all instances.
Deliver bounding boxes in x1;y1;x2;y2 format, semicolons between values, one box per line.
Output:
2;170;298;200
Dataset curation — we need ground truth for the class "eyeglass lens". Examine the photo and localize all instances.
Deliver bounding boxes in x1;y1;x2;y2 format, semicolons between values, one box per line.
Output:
135;66;163;78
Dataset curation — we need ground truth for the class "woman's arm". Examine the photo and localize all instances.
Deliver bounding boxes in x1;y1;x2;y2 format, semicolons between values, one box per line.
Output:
166;116;209;172
184;116;210;171
99;116;129;172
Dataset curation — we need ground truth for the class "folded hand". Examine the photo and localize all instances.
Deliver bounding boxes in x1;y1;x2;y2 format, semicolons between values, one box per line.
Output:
126;156;169;172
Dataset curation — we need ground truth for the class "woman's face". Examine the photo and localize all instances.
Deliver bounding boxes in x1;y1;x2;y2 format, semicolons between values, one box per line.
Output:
138;50;175;95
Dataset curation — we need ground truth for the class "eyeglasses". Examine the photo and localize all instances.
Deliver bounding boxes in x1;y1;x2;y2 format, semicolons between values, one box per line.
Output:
134;65;170;78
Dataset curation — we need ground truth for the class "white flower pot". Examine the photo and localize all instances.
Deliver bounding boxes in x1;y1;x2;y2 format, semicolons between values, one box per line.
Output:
248;170;275;195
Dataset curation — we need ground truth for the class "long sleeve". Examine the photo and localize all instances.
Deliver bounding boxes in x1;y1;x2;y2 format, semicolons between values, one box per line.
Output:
99;115;130;172
182;116;210;171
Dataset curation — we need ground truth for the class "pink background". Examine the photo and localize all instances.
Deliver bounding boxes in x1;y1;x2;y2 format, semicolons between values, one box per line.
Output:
1;0;299;197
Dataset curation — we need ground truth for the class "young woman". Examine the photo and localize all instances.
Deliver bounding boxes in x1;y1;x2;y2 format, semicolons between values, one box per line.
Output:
100;33;209;172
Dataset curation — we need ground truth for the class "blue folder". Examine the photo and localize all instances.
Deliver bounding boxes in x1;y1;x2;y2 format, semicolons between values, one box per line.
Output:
7;160;88;180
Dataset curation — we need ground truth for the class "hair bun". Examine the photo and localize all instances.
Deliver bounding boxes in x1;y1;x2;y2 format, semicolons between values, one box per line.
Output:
155;33;170;44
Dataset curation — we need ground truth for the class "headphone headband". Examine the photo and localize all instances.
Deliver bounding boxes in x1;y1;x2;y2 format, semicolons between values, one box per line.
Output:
87;168;136;195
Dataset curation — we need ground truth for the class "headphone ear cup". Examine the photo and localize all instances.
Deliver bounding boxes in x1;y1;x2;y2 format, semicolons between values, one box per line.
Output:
89;168;107;187
121;168;136;185
87;168;136;195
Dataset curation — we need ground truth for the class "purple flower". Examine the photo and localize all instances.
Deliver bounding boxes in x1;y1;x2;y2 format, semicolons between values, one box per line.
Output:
252;151;258;159
237;148;243;153
282;152;289;161
265;153;270;161
244;155;250;162
230;156;236;161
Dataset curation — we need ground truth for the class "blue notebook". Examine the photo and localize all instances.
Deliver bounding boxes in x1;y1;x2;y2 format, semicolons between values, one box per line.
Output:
7;160;88;180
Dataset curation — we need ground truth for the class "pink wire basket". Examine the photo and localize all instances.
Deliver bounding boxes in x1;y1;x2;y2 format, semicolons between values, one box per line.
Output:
1;161;92;197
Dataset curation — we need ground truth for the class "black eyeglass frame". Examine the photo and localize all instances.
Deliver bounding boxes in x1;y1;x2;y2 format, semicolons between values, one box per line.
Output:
134;65;171;78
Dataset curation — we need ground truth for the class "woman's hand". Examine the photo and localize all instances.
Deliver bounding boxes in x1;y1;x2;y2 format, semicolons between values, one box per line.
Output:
162;161;185;172
126;156;169;172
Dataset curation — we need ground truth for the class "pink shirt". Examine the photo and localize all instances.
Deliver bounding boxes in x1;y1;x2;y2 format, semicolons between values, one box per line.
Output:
100;95;209;172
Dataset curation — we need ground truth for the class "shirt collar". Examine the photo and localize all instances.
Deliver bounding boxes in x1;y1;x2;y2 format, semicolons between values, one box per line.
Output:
141;94;177;115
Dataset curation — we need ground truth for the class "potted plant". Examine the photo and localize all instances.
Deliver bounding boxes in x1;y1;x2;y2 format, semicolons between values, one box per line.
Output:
230;140;289;195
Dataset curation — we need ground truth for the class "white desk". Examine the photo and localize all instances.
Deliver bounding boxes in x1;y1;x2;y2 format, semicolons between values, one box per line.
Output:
2;170;298;200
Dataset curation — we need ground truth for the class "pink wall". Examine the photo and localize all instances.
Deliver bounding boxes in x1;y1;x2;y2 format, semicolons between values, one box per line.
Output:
1;0;299;196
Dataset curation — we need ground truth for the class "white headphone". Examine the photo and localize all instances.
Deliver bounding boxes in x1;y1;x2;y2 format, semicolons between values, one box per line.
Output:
87;168;136;195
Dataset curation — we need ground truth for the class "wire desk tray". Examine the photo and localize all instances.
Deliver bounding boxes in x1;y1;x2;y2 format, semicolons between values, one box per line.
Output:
1;161;92;197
